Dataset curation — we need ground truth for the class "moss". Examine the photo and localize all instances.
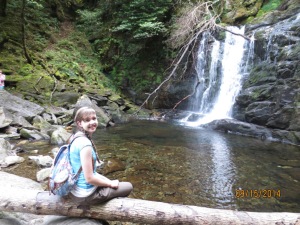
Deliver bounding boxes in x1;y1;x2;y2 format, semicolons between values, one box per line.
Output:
256;0;281;17
0;1;118;101
18;64;34;76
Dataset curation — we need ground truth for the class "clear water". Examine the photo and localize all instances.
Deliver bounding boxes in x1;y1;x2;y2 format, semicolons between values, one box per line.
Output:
7;120;300;212
94;120;300;212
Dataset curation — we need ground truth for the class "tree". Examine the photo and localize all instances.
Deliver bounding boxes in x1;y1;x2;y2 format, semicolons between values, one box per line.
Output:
139;1;221;110
21;0;33;64
76;0;174;91
112;0;172;40
0;0;7;17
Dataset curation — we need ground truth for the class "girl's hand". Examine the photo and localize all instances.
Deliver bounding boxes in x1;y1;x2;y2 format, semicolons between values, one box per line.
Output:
110;179;119;189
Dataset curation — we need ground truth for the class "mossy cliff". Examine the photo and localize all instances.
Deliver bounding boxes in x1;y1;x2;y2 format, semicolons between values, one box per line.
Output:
0;1;117;107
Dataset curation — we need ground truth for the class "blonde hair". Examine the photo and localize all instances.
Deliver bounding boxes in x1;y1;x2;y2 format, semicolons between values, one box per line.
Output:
74;106;96;124
70;107;99;151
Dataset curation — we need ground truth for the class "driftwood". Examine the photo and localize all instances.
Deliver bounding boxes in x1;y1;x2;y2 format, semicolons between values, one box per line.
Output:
0;188;299;225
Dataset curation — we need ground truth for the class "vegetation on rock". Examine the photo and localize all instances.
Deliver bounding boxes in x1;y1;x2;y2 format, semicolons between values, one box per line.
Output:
0;0;285;106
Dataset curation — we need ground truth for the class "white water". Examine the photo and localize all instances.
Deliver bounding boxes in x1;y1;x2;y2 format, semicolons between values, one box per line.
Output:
183;26;254;126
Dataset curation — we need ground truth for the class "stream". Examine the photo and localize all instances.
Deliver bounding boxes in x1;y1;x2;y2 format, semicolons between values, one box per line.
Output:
5;119;300;213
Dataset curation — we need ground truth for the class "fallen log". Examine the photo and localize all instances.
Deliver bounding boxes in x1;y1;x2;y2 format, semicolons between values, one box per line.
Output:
0;187;299;225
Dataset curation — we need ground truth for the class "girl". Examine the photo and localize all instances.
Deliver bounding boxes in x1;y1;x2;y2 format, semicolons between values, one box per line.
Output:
68;106;133;205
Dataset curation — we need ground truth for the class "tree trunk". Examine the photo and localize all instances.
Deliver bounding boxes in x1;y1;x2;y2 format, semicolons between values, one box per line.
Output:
21;0;33;64
0;0;7;17
0;188;299;225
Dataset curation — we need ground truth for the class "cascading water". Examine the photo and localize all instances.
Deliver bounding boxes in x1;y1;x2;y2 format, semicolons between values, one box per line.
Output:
182;26;254;126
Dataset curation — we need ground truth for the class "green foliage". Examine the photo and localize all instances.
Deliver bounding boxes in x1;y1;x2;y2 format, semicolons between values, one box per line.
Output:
19;64;34;76
0;0;115;98
257;0;282;17
26;0;43;9
40;30;110;88
76;9;103;34
76;0;175;92
112;0;172;40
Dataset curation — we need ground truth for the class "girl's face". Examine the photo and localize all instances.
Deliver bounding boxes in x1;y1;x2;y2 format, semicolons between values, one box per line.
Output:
77;112;98;135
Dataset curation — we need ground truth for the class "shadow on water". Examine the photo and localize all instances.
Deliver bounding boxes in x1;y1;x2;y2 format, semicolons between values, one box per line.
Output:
6;120;300;212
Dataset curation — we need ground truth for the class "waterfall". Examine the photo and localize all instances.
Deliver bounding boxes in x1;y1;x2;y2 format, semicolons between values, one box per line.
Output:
182;26;254;126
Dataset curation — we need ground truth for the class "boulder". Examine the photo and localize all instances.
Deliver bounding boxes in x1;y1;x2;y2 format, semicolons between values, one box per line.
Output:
74;95;111;127
3;155;24;167
50;127;72;145
0;107;12;128
32;116;57;136
20;128;50;140
0;90;44;120
28;155;53;168
0;138;13;166
203;118;300;145
36;168;52;182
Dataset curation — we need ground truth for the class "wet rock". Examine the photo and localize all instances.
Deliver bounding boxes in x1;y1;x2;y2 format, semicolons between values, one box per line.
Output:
45;106;73;125
102;158;126;175
222;0;263;23
245;101;276;126
28;155;53;168
10;115;33;128
203;119;300;145
0;132;20;140
0;107;13;128
32;115;57;136
50;147;60;158
20;128;50;140
3;155;24;167
0;138;13;164
52;91;80;107
37;167;51;182
266;106;295;129
50;127;72;145
0;171;42;190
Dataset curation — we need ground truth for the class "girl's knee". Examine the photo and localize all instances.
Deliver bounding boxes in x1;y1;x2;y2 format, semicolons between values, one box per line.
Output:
119;182;133;196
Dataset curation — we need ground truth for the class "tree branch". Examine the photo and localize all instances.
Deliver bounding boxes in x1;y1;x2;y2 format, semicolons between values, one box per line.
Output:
137;2;253;113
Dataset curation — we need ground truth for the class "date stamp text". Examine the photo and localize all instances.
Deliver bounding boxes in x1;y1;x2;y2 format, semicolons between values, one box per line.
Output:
235;189;281;198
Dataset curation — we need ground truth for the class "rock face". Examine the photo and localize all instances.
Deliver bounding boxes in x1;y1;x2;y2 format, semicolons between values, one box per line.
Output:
233;8;300;132
221;0;264;23
0;90;44;120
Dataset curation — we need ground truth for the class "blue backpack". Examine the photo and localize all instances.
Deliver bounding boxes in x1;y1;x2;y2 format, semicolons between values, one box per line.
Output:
48;136;82;196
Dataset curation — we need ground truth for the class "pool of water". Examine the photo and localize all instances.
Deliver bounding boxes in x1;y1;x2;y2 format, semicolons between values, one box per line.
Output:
6;119;300;212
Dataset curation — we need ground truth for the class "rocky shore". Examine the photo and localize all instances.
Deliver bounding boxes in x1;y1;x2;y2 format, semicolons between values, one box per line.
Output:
0;89;149;225
0;88;152;169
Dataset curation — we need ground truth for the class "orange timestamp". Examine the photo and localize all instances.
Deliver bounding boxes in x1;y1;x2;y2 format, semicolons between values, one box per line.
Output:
235;189;281;198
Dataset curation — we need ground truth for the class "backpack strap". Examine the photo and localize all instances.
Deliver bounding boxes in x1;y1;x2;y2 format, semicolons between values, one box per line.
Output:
69;133;98;177
68;133;85;177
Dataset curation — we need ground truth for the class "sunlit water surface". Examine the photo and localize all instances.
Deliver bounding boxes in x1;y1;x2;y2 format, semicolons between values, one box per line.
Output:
7;120;300;212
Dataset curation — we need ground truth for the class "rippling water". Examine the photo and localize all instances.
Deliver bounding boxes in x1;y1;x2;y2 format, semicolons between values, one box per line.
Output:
7;120;300;212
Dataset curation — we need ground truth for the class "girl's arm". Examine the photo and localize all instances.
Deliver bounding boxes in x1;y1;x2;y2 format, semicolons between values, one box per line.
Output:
80;146;119;188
